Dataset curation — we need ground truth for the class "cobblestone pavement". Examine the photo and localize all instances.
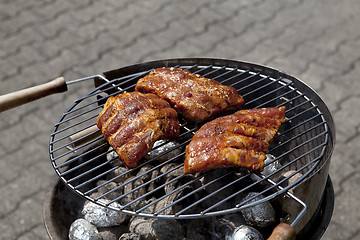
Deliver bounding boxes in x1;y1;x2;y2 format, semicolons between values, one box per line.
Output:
1;0;359;239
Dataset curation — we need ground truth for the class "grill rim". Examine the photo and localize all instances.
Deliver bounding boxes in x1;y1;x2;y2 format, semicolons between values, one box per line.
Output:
49;58;335;221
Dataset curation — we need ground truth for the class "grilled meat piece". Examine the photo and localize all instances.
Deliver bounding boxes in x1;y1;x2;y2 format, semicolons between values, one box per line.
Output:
97;92;180;168
135;67;245;122
184;107;286;174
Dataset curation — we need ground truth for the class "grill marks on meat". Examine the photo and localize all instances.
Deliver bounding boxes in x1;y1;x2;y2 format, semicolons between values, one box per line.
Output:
184;107;286;174
135;67;245;122
97;92;180;168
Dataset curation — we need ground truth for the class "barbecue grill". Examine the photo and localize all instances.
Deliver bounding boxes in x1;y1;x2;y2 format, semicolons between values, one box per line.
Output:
47;58;335;235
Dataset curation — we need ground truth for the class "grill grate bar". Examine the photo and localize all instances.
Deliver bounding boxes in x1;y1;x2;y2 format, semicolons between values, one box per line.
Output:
278;112;324;137
270;121;326;153
75;123;196;193
54;141;107;169
62;149;112;179
53;105;101;132
203;142;326;215
173;170;249;217
51;71;156;136
238;144;327;209
258;89;297;109
120;165;185;210
274;130;328;162
70;159;110;186
239;75;270;95
275;92;305;108
150;170;236;216
82;131;191;191
51;135;104;163
92;148;185;199
50;114;99;146
102;153;187;205
243;79;291;107
80;143;188;194
220;70;251;86
229;73;260;89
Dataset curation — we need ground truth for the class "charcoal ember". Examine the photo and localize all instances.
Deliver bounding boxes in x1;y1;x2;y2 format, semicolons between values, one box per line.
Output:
164;173;201;194
183;232;207;240
160;163;184;179
200;168;237;208
69;218;101;240
120;176;147;210
136;164;155;182
147;167;160;192
155;174;202;215
145;140;181;161
222;212;247;227
96;180;123;200
239;192;276;228
231;225;264;240
179;219;209;240
134;165;160;195
82;199;129;227
129;217;184;240
98;225;128;240
107;166;132;183
119;232;141;240
216;217;236;239
216;213;247;238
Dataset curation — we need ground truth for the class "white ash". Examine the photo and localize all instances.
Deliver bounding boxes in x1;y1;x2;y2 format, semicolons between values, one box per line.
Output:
261;155;282;177
129;217;184;240
69;218;102;240
230;225;264;240
147;167;160;192
216;218;237;239
82;199;129;227
215;213;247;239
250;155;282;186
160;163;184;179
119;233;141;240
136;164;155;182
106;148;120;163
145;140;182;161
107;166;132;183
239;192;276;228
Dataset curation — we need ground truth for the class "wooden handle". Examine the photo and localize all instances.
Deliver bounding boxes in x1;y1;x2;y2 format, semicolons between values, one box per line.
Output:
67;125;102;150
267;223;296;240
0;77;67;112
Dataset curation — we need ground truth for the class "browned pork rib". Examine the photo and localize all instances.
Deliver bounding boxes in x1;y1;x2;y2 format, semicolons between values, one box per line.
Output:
184;107;286;174
135;67;245;122
97;92;180;168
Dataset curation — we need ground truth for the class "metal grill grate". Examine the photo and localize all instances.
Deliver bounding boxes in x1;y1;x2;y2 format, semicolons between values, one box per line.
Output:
49;59;330;219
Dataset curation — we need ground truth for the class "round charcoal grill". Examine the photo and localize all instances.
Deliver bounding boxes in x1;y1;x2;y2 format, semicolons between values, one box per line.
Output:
49;58;334;225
